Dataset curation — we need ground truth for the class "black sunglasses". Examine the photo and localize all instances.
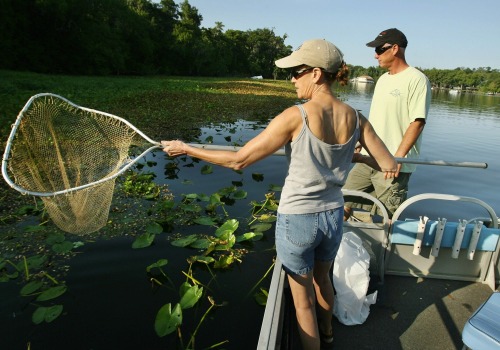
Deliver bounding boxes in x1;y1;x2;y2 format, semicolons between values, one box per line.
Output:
375;45;394;55
291;67;315;79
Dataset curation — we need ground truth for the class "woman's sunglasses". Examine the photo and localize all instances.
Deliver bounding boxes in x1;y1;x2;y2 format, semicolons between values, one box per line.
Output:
291;67;315;79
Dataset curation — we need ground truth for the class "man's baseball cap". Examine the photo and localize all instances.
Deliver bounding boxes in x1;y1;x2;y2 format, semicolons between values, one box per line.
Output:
366;28;408;48
275;39;344;73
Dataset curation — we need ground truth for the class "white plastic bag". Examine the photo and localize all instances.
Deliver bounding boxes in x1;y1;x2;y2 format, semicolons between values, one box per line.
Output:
332;231;377;325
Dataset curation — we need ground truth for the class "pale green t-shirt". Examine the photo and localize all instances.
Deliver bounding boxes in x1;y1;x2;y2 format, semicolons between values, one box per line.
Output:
363;66;431;173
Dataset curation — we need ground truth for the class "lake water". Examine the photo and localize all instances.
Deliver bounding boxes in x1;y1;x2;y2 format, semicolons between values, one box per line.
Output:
1;84;499;350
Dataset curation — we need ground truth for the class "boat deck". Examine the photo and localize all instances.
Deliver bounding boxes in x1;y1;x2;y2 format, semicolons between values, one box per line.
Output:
259;191;500;350
280;275;495;349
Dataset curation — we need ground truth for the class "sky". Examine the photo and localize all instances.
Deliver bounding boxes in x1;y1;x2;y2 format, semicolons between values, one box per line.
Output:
172;0;500;70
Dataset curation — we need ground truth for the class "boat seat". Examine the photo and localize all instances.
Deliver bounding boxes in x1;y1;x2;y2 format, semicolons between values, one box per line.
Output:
462;292;500;350
385;193;500;290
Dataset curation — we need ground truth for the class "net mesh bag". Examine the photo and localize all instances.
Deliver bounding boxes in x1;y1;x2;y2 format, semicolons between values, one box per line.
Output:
4;94;149;234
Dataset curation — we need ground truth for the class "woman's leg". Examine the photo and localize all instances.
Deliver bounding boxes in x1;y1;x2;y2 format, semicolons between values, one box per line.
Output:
313;259;334;339
287;272;320;350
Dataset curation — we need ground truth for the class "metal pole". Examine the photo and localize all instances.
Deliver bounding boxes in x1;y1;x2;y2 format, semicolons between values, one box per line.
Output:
187;144;488;169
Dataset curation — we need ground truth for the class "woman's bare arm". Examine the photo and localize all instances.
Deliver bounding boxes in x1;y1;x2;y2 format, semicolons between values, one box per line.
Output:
356;113;398;178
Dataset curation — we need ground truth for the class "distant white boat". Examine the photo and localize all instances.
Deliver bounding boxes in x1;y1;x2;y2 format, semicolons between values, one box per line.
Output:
351;75;374;84
449;89;461;94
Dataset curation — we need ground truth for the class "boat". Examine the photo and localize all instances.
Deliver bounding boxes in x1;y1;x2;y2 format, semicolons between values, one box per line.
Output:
350;76;375;84
257;190;500;349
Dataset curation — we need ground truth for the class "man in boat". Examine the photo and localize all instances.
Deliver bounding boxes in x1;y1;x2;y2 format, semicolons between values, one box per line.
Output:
343;28;432;221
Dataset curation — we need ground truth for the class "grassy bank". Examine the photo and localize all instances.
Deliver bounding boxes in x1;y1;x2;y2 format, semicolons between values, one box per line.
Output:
0;70;297;141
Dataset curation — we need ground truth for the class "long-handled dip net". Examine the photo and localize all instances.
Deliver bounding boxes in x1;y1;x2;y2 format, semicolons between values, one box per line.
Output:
2;93;163;235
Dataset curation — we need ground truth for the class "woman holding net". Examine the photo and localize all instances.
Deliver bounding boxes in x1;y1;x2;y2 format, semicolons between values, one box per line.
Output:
161;39;397;349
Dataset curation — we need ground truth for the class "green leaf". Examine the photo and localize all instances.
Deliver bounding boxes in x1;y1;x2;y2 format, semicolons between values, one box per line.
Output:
73;241;85;248
236;232;263;242
209;193;222;204
179;282;191;297
256;214;277;223
191;256;215;265
24;225;46;233
195;194;208;202
254;288;269;306
20;281;44;296
22;255;47;270
193;216;216;226
36;285;67;301
268;184;282;192
179;203;201;212
204;136;214;143
232;190;247;199
252;173;264;182
189;238;212;249
250;223;273;232
201;165;213;174
217;186;236;196
52;241;74;254
146;259;168;272
214;255;235;268
215;233;236;250
171;234;198;247
32;307;47;325
155;303;183;337
214;219;239;238
132;232;155;249
46;233;65;245
179;284;203;309
146;222;163;235
45;305;63;322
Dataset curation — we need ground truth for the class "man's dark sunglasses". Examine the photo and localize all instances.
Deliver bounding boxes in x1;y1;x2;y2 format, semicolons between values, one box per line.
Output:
375;45;394;55
291;67;315;79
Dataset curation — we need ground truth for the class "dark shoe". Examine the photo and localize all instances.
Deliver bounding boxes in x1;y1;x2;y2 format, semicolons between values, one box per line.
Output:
320;329;333;344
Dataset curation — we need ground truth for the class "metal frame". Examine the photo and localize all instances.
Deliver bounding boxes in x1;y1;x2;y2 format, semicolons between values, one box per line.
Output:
385;193;500;290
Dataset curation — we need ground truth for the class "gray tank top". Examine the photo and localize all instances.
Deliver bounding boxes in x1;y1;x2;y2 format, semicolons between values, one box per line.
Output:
278;104;360;214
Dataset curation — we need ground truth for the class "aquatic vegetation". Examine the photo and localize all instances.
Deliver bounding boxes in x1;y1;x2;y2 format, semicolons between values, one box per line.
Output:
0;76;291;347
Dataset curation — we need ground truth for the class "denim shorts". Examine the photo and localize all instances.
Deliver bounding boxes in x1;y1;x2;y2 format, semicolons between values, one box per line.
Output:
275;207;343;275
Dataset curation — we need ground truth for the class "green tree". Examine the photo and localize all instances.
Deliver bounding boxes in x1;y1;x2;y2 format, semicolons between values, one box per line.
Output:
172;0;203;75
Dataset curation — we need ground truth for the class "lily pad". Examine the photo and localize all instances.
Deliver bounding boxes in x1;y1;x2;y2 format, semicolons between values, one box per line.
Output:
132;232;155;249
214;219;239;238
171;234;198;247
193;216;217;226
20;281;44;296
179;284;203;309
154;303;183;337
236;232;263;242
36;285;67;301
201;165;213;174
250;223;273;232
32;305;63;324
146;259;168;272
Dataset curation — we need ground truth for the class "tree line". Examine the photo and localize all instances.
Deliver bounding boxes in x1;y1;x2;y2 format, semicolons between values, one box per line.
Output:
0;0;290;77
1;0;498;92
350;66;499;93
